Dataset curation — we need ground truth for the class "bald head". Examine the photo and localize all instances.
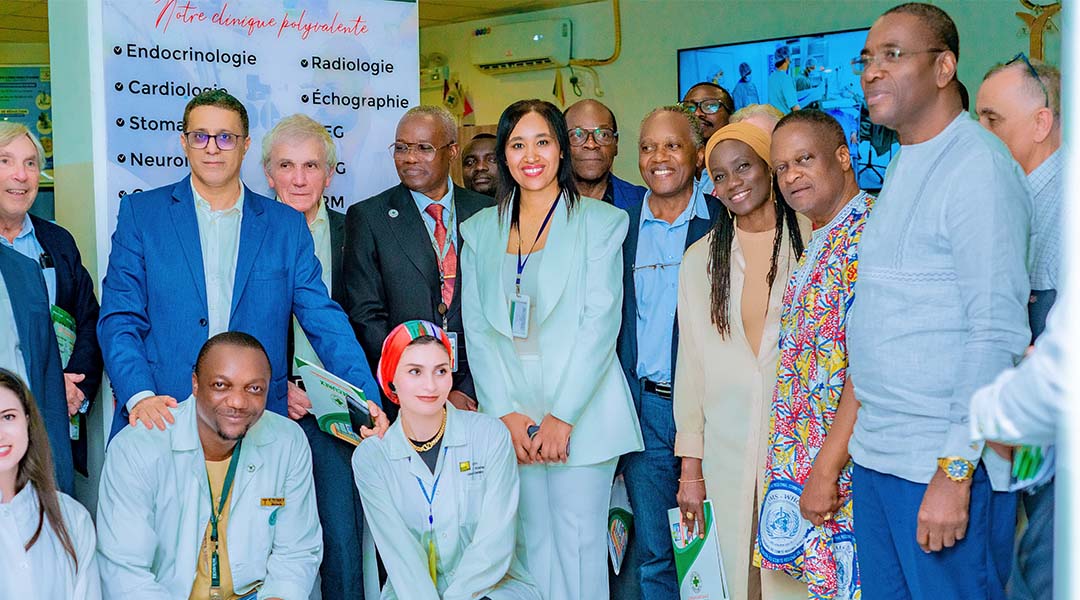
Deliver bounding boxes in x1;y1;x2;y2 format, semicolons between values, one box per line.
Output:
564;99;620;188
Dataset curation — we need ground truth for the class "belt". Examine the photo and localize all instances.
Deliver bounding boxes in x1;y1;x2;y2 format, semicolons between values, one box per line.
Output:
641;378;672;399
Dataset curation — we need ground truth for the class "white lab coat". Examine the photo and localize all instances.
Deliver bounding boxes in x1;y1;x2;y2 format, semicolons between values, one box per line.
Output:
352;404;540;600
96;397;322;599
0;483;100;600
970;289;1069;445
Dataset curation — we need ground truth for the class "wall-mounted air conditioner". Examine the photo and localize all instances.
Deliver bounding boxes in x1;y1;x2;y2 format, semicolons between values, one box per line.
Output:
470;19;572;74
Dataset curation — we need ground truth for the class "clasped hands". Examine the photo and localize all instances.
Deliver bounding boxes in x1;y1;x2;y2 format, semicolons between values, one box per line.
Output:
501;412;571;464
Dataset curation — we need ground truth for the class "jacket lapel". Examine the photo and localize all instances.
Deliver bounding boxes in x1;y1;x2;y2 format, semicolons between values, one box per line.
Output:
445;187;486;322
329;209;346;304
478;213;513;338
622;199;643;372
535;200;575;325
169;178;209;311
230;185;268;317
387;184;439;288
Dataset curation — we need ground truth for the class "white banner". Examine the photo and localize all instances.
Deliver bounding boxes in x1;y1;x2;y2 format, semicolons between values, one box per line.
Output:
100;0;419;230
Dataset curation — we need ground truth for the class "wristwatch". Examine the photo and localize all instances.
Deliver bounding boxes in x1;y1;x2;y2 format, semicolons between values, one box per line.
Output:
937;457;975;482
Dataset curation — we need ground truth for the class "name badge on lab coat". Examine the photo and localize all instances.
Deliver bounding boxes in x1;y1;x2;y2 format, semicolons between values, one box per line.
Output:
510;294;531;338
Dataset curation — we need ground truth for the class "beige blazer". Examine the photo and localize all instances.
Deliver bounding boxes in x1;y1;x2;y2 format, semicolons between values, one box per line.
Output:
460;197;643;466
673;218;810;600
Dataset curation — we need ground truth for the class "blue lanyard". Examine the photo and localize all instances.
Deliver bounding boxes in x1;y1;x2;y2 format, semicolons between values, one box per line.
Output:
515;197;560;294
414;447;449;527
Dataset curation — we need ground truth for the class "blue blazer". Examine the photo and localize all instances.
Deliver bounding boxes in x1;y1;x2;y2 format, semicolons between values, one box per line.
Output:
616;193;721;414
98;176;377;437
461;197;643;466
608;174;647;212
0;244;72;493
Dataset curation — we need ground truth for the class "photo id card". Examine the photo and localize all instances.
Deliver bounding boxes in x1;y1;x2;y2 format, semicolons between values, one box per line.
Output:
446;331;459;372
510;293;531;338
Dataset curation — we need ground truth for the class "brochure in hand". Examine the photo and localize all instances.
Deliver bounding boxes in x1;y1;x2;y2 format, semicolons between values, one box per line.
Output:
668;500;730;600
293;356;374;446
608;473;633;575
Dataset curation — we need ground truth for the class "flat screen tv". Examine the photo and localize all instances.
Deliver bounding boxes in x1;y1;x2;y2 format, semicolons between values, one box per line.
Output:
678;28;899;191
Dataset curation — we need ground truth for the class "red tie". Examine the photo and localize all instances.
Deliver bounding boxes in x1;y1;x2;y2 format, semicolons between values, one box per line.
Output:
425;203;457;306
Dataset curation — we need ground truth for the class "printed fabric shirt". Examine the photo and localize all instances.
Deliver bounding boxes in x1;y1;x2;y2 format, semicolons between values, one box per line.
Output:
758;191;873;600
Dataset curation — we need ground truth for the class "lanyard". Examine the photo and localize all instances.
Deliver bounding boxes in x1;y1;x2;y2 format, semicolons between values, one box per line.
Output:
414;447;448;586
515;197;560;295
424;200;457;266
207;440;243;592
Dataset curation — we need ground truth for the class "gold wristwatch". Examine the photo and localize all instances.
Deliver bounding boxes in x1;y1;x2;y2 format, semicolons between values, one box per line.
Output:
937;457;975;482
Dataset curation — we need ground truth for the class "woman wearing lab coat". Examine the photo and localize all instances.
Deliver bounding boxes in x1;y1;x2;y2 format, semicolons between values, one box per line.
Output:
353;320;540;600
460;99;642;600
0;369;100;600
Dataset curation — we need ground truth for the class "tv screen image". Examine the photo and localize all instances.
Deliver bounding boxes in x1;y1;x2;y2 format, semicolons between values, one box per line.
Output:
678;28;899;191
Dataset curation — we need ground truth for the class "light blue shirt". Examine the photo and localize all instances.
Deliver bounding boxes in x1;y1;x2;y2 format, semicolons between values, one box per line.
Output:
1027;147;1063;291
634;188;710;382
0;214;45;262
847;113;1031;487
192;182;244;338
409;177;458;249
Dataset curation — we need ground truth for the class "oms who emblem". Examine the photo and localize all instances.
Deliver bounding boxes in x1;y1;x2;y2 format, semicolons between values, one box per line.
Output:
758;479;811;565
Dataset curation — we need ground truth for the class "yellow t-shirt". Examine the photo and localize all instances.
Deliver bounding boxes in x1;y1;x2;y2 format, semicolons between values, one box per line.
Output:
189;457;239;600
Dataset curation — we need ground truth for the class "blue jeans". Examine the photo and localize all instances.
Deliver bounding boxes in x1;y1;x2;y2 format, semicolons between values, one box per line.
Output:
853;462;1016;600
299;415;366;599
621;389;680;600
1008;479;1054;600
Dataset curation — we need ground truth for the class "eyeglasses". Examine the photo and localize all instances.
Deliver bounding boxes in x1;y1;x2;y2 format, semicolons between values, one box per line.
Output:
567;127;618;147
389;142;453;159
678;99;732;116
184;131;242;150
851;48;945;74
632;261;681;273
1006;52;1050;109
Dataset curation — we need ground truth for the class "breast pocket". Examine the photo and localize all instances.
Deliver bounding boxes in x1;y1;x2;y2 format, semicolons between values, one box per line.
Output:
250;267;287;281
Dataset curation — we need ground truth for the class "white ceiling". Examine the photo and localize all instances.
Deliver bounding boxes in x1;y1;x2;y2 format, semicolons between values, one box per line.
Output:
419;0;603;28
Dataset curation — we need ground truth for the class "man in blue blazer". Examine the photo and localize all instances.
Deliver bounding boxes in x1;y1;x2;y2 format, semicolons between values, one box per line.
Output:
0;244;72;493
616;106;721;599
1;122;103;477
564;99;646;209
99;90;379;438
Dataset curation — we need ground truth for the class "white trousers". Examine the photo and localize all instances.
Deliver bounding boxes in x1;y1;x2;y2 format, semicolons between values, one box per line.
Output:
516;459;617;600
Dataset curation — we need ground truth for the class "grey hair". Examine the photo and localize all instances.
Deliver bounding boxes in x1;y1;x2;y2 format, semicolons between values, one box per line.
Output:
400;105;458;143
640;105;704;149
261;114;337;176
0;122;46;168
730;104;784;127
983;59;1061;118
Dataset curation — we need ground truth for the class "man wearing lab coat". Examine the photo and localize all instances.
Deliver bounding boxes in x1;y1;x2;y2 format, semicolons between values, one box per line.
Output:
96;331;322;600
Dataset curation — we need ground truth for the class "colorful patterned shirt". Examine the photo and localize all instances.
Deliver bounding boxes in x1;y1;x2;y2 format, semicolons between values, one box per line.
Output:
758;191;873;600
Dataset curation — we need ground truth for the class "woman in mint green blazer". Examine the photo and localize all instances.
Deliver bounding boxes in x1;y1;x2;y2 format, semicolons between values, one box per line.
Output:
460;99;643;600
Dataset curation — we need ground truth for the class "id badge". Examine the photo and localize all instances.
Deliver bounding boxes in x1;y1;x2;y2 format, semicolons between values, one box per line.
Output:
510;293;531;338
446;331;459;372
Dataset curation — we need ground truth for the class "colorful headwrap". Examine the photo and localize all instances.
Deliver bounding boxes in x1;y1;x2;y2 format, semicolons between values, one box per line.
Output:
704;121;774;184
377;320;454;402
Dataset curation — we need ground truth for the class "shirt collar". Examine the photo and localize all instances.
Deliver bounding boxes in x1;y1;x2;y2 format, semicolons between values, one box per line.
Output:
1027;147;1064;193
277;196;328;231
408;177;455;212
192;180;245;215
640;186;710;228
0;214;34;251
601;173;616;204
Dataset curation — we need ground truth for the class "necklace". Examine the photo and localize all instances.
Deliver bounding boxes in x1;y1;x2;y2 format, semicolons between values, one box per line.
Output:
408;408;447;453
